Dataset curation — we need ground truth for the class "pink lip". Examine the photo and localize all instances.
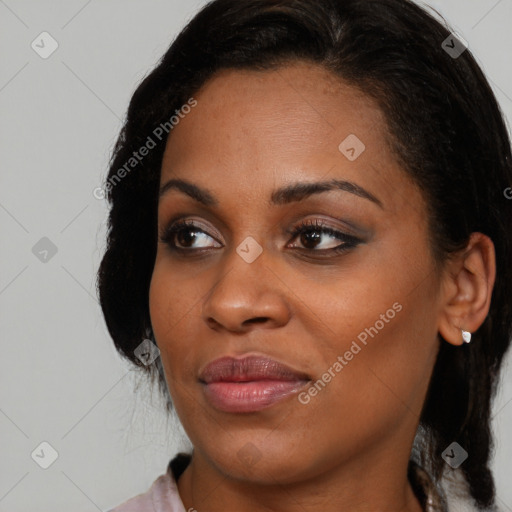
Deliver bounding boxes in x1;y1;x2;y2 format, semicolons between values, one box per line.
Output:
199;355;311;413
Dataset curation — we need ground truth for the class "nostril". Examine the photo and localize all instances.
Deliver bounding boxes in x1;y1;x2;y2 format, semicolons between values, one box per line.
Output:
245;317;268;325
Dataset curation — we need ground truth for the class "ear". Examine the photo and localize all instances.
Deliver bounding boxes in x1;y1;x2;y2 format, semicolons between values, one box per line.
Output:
437;232;496;346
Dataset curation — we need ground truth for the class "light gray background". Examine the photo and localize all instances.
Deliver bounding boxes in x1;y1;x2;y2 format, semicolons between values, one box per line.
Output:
1;1;511;511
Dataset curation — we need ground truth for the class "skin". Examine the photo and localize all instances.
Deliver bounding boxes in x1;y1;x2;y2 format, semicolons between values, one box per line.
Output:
148;61;496;512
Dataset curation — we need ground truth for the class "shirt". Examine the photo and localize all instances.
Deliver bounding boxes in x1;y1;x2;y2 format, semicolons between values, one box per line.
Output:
106;452;500;512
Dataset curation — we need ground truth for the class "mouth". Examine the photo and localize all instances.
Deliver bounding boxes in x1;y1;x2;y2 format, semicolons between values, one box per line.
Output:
199;355;311;413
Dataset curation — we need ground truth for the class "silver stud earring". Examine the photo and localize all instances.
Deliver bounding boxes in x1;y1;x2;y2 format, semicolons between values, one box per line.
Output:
461;329;472;344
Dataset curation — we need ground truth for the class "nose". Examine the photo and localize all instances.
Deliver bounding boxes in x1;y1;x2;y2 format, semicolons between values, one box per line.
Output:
201;247;291;333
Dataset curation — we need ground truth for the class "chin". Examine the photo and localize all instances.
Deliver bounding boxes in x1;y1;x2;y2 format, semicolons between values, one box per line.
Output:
201;436;319;486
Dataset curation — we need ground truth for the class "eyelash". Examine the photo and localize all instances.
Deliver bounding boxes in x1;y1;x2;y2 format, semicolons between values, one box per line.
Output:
159;218;361;256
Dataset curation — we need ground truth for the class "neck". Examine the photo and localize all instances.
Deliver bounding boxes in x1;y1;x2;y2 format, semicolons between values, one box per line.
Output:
177;443;424;512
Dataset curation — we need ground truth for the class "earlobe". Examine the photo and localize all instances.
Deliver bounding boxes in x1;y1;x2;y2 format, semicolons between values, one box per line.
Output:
437;232;496;347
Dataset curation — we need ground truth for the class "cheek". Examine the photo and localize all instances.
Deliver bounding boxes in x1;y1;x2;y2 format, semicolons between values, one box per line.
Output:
289;311;430;470
148;257;206;336
149;265;176;350
294;248;437;418
148;263;196;378
310;278;437;434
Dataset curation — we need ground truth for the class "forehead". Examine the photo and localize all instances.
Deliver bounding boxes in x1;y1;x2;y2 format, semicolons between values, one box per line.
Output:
160;61;421;216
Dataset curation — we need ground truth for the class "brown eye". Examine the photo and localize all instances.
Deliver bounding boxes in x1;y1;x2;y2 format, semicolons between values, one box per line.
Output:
287;219;361;254
159;220;221;250
175;227;201;248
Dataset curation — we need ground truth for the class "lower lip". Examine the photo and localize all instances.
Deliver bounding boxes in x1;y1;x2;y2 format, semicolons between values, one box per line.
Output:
202;379;309;413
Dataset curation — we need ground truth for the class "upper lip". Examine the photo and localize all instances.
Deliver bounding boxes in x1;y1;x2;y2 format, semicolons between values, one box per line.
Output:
199;355;311;384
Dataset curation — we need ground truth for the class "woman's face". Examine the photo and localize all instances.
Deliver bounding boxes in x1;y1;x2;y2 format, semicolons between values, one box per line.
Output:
149;61;443;483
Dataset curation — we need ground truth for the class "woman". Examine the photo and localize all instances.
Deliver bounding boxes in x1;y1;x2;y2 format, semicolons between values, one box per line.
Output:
97;0;512;511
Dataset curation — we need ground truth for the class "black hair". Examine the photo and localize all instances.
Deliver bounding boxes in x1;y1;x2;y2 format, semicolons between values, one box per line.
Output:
96;0;512;508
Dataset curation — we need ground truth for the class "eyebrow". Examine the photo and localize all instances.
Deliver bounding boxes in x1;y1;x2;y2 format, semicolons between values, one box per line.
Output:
159;177;383;209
